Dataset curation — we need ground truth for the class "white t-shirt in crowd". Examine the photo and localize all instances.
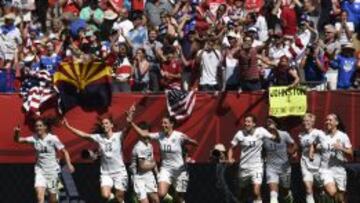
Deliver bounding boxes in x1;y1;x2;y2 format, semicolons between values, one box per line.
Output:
335;22;354;45
198;49;222;86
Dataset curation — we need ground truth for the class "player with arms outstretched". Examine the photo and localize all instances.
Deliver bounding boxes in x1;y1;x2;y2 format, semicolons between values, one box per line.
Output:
62;105;135;203
14;118;75;203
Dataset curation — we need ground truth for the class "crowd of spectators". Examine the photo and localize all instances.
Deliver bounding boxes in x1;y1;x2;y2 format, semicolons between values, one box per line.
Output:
1;0;360;93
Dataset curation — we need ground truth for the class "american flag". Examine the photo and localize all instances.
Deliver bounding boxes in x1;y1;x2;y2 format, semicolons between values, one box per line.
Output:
165;89;196;120
20;70;54;115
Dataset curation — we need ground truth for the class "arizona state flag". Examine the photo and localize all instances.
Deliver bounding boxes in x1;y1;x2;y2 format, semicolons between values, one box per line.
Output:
54;61;112;113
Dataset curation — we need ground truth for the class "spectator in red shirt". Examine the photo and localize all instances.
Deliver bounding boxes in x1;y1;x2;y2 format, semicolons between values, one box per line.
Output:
272;0;297;37
160;46;183;90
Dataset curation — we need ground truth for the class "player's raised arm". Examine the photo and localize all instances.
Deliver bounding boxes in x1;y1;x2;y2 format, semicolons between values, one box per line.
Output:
182;134;198;147
121;104;136;137
13;125;31;144
129;120;151;138
62;118;93;141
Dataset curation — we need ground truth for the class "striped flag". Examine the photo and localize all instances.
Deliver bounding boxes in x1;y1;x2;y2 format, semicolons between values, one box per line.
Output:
165;89;196;120
53;61;112;114
21;70;54;115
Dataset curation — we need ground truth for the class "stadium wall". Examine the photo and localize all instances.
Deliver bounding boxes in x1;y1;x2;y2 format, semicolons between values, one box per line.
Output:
0;92;359;163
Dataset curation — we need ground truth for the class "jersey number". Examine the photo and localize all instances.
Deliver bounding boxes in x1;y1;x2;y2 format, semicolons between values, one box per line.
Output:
163;145;172;153
37;144;48;153
105;143;113;152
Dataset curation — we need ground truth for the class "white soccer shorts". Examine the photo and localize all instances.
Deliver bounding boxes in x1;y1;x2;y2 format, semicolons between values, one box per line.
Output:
320;167;347;191
34;172;59;194
158;167;189;193
266;167;291;189
100;170;128;191
238;167;263;187
133;174;158;200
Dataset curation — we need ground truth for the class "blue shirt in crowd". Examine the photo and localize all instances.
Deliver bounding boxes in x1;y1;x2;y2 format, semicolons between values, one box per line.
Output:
304;57;325;83
40;54;61;75
330;54;357;89
0;68;15;92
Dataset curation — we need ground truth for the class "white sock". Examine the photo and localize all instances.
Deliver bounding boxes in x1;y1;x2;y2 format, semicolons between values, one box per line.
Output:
270;191;279;203
253;200;262;203
306;194;315;203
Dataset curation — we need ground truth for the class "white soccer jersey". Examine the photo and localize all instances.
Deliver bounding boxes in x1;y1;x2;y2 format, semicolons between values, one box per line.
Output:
264;130;294;171
149;130;186;170
231;127;273;169
90;132;126;174
316;130;352;170
299;129;324;170
24;134;64;175
130;140;155;177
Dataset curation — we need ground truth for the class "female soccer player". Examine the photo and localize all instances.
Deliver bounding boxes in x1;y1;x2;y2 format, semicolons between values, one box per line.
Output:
130;121;160;203
298;113;325;203
315;114;353;203
129;113;198;203
62;106;134;203
264;117;297;203
14;118;75;203
227;114;278;203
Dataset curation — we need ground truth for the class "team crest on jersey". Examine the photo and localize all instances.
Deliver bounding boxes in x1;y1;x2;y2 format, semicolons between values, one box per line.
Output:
47;140;52;145
171;138;176;143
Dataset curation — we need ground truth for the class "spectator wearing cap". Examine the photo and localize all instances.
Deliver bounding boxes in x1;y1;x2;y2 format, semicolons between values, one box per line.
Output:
127;13;148;55
0;13;22;61
145;0;173;27
79;0;104;31
330;43;357;89
196;35;222;91
335;11;355;45
100;9;119;40
143;28;163;92
159;45;183;90
222;31;241;91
